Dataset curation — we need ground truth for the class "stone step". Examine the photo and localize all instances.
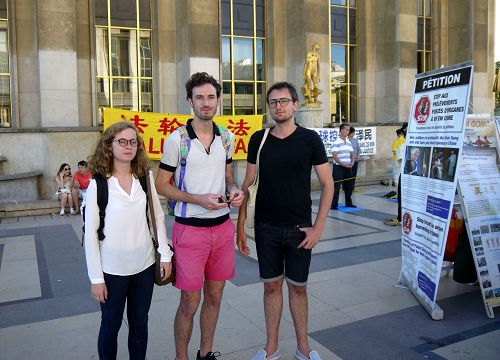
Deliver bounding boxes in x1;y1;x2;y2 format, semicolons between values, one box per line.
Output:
0;174;390;218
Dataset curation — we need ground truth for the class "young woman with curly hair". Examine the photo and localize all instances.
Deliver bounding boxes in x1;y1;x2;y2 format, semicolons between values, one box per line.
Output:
84;121;173;359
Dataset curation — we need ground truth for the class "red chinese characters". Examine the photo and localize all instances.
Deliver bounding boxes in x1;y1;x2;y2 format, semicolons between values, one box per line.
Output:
157;117;185;135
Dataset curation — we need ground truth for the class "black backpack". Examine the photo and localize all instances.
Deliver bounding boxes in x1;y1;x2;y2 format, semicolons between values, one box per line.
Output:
81;174;148;245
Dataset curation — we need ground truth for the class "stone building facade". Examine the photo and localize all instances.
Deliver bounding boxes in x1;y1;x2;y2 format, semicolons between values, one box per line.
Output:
0;0;495;203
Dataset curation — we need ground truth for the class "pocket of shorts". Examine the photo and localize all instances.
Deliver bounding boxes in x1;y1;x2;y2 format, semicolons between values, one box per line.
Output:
172;223;187;247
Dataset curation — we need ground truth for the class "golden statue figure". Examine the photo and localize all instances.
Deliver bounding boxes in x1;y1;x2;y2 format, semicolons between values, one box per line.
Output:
301;42;322;106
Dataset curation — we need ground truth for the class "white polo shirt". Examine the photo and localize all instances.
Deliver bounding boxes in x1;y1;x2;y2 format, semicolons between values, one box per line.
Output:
159;119;235;220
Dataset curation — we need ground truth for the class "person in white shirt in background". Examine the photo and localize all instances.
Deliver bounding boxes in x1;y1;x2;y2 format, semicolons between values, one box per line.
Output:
330;123;355;210
348;126;360;191
84;121;173;360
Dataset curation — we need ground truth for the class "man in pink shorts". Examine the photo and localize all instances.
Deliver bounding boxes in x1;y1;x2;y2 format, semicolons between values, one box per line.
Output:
156;72;244;360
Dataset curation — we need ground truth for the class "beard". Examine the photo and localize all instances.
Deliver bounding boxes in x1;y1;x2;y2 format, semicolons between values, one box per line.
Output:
193;106;217;121
271;111;294;124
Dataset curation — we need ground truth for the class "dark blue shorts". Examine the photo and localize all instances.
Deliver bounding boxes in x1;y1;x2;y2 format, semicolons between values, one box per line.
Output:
254;221;312;285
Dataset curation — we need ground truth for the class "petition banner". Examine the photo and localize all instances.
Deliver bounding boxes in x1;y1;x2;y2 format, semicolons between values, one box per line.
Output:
102;108;263;160
458;116;500;315
400;63;473;318
311;127;377;156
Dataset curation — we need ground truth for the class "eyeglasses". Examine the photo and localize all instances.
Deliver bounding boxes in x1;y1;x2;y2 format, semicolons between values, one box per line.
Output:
268;98;293;108
64;167;70;171
113;138;139;147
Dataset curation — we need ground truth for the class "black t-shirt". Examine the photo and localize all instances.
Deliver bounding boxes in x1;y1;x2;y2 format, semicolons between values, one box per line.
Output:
247;126;328;226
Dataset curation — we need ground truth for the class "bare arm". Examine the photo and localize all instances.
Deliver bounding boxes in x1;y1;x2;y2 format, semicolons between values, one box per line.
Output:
331;150;342;166
297;162;334;249
155;168;227;210
56;174;63;188
236;162;257;256
225;162;244;207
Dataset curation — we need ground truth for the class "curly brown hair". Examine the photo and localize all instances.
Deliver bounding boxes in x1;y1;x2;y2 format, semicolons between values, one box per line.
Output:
88;122;151;178
185;72;221;100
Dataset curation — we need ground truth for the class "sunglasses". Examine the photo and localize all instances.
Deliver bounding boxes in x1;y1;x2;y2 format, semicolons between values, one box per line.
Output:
64;167;71;171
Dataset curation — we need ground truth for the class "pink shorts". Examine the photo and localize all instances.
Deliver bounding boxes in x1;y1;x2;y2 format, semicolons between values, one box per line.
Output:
172;219;236;291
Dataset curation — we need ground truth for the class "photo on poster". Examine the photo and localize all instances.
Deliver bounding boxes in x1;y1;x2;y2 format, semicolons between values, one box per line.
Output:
477;257;487;267
480;269;489;277
404;146;431;177
429;147;459;182
483;279;492;289
480;225;491;234
485;290;494;300
464;134;494;147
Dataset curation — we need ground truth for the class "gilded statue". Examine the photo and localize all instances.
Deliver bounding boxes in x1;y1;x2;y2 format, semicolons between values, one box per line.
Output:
301;42;322;105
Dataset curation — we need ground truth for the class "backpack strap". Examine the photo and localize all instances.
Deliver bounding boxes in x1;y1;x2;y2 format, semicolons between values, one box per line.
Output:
175;126;191;217
94;174;108;241
218;125;232;160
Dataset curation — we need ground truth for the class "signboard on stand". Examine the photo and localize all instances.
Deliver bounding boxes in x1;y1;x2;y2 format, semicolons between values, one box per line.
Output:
399;62;473;319
457;115;500;318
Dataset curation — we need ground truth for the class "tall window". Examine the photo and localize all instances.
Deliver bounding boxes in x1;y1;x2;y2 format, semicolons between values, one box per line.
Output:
417;0;432;73
220;0;266;115
95;0;153;121
330;0;357;123
0;0;10;128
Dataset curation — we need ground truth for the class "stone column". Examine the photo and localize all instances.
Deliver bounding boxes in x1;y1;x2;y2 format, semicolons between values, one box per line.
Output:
175;0;219;114
38;0;79;127
76;0;92;126
286;0;329;124
14;0;41;128
155;0;177;113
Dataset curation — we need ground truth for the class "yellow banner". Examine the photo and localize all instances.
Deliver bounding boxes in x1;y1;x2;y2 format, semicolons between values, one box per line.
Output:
102;108;263;160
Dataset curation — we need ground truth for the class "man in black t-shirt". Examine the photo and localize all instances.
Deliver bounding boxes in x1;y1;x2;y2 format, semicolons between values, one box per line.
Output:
237;82;333;360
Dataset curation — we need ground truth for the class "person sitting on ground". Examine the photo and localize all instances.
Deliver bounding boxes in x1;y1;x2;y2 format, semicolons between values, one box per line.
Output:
73;160;92;213
55;163;78;215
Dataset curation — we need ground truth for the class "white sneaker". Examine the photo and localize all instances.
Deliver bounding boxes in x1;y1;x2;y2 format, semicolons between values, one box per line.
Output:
295;349;322;360
59;208;65;216
70;208;77;215
250;348;281;360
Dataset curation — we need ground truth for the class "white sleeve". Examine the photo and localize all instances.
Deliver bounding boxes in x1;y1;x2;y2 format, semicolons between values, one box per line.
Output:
160;131;181;168
83;179;105;284
148;171;173;262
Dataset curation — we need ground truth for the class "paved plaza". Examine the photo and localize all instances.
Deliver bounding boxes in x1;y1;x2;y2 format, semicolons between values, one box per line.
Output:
0;184;499;359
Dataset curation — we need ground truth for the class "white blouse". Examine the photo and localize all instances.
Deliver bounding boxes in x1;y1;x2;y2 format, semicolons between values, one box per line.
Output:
84;171;172;284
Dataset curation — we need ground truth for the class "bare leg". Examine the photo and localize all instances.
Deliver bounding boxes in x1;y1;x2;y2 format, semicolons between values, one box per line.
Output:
72;189;79;211
263;279;283;355
288;282;311;355
199;280;225;356
68;192;74;209
174;290;201;360
59;193;68;210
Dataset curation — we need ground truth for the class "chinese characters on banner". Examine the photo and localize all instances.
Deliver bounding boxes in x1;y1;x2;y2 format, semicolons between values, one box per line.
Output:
102;108;263;160
311;127;377;156
399;63;473;319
